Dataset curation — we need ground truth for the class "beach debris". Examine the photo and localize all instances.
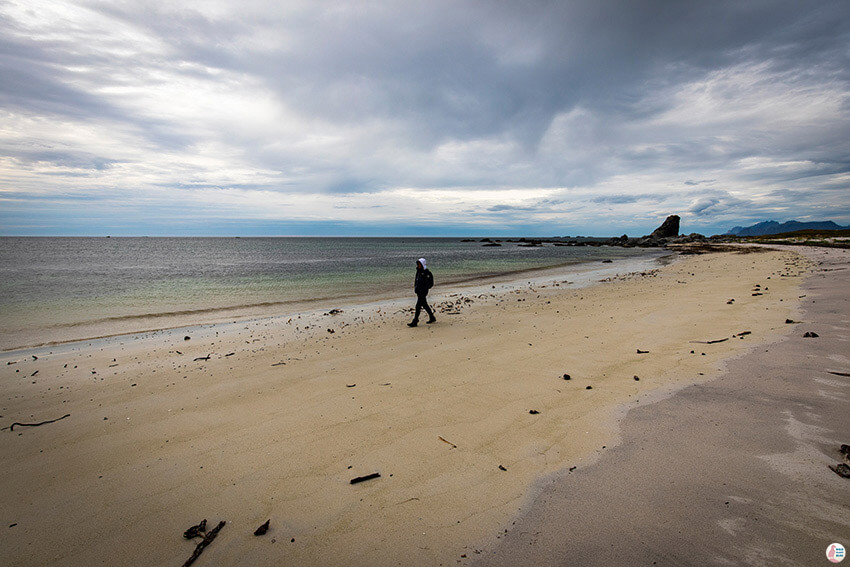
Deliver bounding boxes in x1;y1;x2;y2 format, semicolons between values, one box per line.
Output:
829;463;850;479
586;386;593;390
346;384;356;388
182;520;225;567
350;472;381;484
689;338;729;344
601;259;613;263
752;292;763;296
31;370;38;376
193;354;211;361
183;519;207;539
271;362;286;366
498;465;507;471
9;523;17;528
5;413;70;432
224;352;235;357
253;520;270;536
785;319;797;324
633;376;640;381
734;331;752;337
32;355;38;360
562;374;571;380
840;444;850;459
828;371;850;377
803;331;819;338
184;336;190;341
636;349;649;354
726;299;735;304
528;409;540;415
327;328;335;333
326;309;343;315
438;436;457;448
569;466;577;472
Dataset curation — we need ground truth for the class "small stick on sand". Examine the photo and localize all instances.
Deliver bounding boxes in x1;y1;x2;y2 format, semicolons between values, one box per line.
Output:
689;338;730;344
182;520;225;567
193;355;211;361
350;472;381;484
5;414;70;432
438;436;457;449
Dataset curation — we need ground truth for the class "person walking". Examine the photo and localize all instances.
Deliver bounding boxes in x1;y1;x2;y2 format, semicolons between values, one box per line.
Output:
408;257;436;327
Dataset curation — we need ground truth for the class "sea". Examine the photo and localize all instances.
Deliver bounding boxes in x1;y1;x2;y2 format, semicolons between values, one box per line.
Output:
0;237;665;351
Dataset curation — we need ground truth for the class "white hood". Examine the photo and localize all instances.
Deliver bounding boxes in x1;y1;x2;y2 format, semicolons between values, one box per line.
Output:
418;257;427;269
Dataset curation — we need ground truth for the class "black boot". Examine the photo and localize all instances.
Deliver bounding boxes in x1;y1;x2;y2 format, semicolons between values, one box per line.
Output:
426;316;436;324
407;320;418;327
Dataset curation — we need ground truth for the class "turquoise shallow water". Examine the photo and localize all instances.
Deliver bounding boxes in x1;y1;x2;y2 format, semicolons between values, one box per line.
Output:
0;237;658;342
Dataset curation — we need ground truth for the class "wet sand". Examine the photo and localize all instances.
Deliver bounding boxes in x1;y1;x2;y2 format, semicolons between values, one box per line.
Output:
0;246;824;566
475;246;850;567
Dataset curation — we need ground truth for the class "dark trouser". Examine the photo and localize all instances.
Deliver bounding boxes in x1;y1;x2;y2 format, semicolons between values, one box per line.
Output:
413;292;434;322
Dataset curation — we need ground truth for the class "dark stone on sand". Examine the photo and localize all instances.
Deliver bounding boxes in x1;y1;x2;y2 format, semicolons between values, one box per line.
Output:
602;259;613;263
634;376;640;381
254;520;270;536
785;319;796;324
529;410;540;415
184;336;191;340
183;519;207;539
636;349;649;354
829;463;850;478
803;331;819;337
498;465;507;471
563;374;571;380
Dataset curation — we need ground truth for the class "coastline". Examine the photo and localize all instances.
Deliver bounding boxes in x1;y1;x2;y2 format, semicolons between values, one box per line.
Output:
474;246;850;566
0;250;667;353
0;245;819;566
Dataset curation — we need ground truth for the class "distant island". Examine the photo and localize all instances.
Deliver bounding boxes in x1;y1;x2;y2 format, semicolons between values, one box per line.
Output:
724;220;850;237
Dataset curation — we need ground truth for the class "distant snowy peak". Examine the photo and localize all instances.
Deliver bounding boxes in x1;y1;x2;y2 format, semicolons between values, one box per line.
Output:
724;220;849;236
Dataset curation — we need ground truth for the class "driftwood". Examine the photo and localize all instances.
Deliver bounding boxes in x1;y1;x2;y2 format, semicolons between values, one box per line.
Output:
350;472;380;484
689;338;729;344
271;362;286;367
734;331;752;337
438;436;457;448
829;371;850;377
636;349;649;354
193;355;211;361
182;520;225;567
6;414;70;432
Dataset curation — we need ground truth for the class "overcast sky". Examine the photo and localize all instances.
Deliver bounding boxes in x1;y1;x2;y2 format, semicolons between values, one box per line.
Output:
1;0;848;236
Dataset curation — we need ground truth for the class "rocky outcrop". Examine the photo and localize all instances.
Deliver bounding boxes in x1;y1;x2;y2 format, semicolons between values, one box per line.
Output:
651;215;680;238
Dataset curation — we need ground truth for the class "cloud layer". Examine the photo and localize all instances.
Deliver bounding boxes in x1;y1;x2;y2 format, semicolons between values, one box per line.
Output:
1;0;848;235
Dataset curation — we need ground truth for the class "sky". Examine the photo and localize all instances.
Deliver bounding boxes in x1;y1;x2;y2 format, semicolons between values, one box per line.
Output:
1;0;849;236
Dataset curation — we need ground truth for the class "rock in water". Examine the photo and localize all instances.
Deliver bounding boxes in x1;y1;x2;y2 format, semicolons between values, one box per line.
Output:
650;215;680;239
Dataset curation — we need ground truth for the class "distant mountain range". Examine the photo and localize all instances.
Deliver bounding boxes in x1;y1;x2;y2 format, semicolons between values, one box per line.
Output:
724;220;850;236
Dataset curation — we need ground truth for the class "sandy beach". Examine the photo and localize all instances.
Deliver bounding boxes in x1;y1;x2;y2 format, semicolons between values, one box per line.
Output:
1;245;843;567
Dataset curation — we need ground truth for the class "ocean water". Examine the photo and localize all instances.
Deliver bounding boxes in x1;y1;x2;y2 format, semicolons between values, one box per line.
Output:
0;237;661;349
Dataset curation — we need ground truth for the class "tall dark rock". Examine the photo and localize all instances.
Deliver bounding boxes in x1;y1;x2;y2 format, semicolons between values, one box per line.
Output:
650;215;680;238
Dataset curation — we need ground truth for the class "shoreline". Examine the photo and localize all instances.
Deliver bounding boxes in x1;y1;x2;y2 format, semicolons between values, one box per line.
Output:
474;245;849;566
0;245;815;567
0;251;667;354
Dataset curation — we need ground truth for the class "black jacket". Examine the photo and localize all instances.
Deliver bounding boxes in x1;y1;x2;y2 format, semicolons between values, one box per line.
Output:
414;268;434;295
